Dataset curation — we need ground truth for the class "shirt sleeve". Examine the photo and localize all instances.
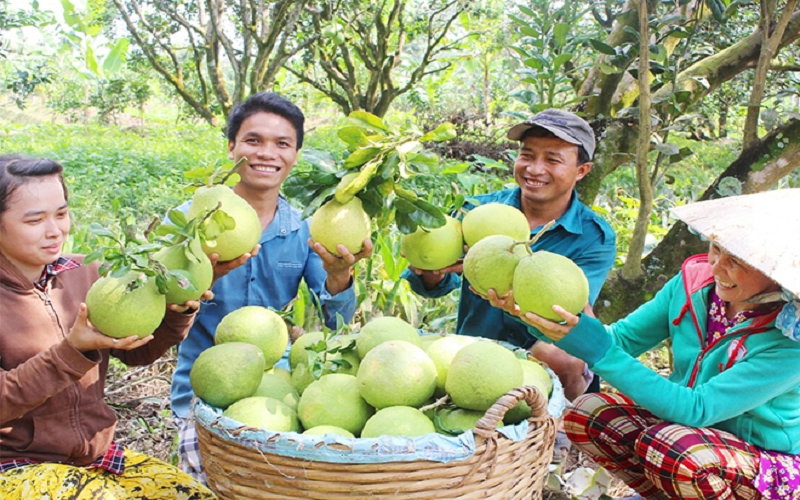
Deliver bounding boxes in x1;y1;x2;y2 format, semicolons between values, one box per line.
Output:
401;268;461;298
303;249;356;330
572;231;617;305
559;314;800;430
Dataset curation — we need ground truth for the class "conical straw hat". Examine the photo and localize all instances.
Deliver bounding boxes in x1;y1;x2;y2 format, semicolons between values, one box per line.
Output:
670;189;800;297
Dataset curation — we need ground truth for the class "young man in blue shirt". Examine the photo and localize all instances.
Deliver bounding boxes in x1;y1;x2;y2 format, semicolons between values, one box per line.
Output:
402;109;616;401
170;93;372;482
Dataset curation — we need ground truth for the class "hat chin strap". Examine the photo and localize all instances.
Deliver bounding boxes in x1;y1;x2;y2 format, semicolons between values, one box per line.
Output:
746;290;785;304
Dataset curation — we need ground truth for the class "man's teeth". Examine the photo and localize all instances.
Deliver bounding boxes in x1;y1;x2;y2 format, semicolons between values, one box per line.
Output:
526;179;546;186
717;279;735;288
252;165;279;172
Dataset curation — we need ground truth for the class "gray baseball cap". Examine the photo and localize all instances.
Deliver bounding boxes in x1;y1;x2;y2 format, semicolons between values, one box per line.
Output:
507;108;596;159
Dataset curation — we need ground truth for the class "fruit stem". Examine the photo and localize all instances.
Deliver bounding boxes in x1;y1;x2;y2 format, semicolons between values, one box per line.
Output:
216;156;248;186
419;394;451;412
511;219;556;255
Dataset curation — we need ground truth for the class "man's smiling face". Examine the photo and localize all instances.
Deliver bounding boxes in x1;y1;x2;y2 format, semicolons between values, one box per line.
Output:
227;112;299;193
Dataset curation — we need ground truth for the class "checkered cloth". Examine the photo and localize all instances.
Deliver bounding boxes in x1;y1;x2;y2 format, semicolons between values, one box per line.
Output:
174;415;207;485
0;441;126;475
564;392;761;500
34;256;81;291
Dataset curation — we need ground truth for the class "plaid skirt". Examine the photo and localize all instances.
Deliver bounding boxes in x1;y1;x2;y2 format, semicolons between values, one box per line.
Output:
564;392;800;500
0;448;215;500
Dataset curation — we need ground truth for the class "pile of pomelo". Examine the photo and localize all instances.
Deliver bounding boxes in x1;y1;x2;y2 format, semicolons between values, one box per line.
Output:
190;312;553;438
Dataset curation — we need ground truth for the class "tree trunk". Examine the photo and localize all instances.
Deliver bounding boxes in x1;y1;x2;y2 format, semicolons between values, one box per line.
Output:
621;0;653;279
594;119;800;323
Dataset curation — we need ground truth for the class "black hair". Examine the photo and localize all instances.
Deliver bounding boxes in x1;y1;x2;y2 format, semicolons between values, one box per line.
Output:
226;92;305;150
519;127;591;165
0;155;68;218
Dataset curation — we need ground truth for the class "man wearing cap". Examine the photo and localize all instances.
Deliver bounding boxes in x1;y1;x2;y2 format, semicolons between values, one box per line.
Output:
402;108;616;401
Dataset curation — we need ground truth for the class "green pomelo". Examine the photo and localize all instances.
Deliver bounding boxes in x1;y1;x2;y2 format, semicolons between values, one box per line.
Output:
253;373;300;410
513;251;589;322
289;331;324;369
290;362;315;395
361;406;435;438
215;306;288;369
462;203;530;247
445;341;523;411
222;396;300;432
297;374;374;435
426;335;479;397
433;408;502;435
400;216;463;271
188;185;262;262
505;358;554;424
85;272;166;339
190;342;265;408
421;334;445;352
153;243;213;304
356;316;420;359
267;366;292;385
309;197;371;256
463;235;529;297
357;340;437;409
302;425;355;438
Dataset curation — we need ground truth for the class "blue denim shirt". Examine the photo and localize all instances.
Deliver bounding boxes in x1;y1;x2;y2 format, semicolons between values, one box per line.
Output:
402;188;615;348
171;195;356;418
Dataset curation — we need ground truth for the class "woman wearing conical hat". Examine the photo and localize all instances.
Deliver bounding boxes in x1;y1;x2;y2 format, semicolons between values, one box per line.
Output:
488;189;800;500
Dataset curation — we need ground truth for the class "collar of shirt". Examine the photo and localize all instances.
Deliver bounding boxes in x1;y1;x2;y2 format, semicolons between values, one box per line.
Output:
35;255;81;291
261;195;302;243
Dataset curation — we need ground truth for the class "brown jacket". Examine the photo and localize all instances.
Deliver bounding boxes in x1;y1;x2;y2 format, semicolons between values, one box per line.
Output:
0;253;194;465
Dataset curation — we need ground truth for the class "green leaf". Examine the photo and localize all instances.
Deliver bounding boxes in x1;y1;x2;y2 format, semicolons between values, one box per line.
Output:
394;198;417;214
553;23;569;47
302;186;337;220
343;147;382;169
654;143;680;156
337;126;368;147
439;162;469;174
170;269;198;292
188;237;205;263
88;223;116;239
524;57;543;70
154;223;180;237
183;166;212;179
520;26;539;38
84;249;104;264
517;5;536;17
168;209;188;227
102;38;129;75
212;208;236;231
420;122;457;142
589;39;617;56
407;152;439;173
358;189;384;218
395;211;418;234
553;53;573;70
707;0;726;22
347;111;387;132
409;200;446;229
85;45;99;77
599;62;620;75
376;151;400;180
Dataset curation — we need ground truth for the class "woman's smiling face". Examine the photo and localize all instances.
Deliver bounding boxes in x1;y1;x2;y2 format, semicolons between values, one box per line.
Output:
708;241;780;309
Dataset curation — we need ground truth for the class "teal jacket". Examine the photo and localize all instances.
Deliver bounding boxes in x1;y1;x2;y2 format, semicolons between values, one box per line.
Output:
548;254;800;453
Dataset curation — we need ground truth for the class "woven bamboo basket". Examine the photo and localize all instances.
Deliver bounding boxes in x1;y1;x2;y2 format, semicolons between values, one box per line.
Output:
196;385;558;499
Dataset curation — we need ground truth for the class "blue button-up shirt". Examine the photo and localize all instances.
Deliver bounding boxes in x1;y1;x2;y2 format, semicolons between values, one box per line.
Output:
402;188;615;348
171;195;356;418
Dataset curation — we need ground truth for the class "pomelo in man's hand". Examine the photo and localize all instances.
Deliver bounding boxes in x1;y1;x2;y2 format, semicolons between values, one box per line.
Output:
361;406;435;438
188;185;262;262
462;203;529;247
215;306;288;369
463;235;528;297
86;272;165;339
310;197;371;256
445;340;523;411
513;251;589;321
355;316;420;359
400;215;463;271
153;243;213;304
190;342;265;408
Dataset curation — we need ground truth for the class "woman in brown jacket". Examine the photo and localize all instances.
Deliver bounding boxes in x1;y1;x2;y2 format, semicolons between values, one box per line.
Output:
0;156;215;499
